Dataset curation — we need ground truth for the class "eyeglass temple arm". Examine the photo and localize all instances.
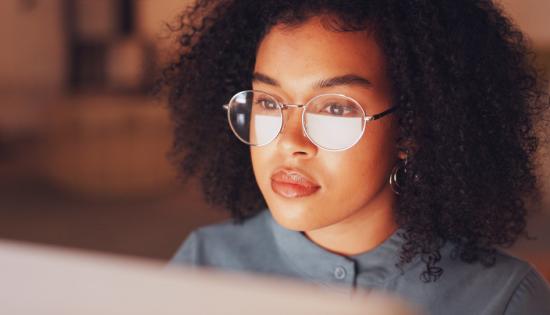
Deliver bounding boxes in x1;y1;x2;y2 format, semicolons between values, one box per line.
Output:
365;106;398;121
222;104;229;111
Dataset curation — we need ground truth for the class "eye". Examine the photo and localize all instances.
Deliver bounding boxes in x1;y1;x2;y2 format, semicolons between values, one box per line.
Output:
321;103;355;116
256;98;278;110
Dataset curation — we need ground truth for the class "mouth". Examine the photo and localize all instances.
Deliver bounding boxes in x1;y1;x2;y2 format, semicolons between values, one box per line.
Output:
270;168;321;198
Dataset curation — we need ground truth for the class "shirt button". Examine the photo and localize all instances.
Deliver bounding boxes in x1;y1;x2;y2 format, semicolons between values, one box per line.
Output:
333;266;347;280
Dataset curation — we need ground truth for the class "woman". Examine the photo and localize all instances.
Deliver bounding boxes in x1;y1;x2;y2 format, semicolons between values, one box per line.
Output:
162;1;550;313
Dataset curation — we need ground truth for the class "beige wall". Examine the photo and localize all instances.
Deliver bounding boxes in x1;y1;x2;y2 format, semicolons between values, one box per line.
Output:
0;0;543;94
500;0;550;49
499;0;550;211
137;0;192;39
136;0;194;62
0;0;66;95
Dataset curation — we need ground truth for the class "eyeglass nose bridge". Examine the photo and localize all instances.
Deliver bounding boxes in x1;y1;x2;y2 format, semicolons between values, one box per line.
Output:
281;103;305;108
279;103;306;111
277;103;307;137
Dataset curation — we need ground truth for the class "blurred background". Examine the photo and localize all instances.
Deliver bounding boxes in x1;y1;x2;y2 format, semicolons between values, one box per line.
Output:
0;0;548;279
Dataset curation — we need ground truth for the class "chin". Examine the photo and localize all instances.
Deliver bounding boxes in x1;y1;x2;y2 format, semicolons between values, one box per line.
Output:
267;200;327;232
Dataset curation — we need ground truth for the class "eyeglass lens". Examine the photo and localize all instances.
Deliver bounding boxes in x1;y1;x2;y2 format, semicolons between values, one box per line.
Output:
227;91;365;150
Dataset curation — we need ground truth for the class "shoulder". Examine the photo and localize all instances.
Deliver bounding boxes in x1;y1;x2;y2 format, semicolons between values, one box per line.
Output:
395;243;550;314
448;248;549;293
433;244;536;285
434;247;550;314
170;210;276;269
494;252;550;314
474;250;538;286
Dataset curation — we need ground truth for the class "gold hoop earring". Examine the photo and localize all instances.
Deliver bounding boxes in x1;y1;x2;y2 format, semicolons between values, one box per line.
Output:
389;159;407;195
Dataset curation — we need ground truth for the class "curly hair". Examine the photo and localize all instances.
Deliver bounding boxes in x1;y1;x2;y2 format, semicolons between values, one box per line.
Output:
160;0;548;282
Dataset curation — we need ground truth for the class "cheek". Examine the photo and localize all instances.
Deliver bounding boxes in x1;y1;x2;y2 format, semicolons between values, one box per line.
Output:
323;127;397;191
250;147;272;190
321;152;373;194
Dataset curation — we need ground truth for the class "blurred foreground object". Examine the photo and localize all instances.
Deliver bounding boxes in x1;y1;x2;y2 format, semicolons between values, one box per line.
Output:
0;240;422;315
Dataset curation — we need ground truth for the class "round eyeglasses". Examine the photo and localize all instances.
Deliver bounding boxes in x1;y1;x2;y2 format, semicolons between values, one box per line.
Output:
222;90;398;151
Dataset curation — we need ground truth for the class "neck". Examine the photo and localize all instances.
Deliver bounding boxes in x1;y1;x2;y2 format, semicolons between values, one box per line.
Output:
303;187;398;256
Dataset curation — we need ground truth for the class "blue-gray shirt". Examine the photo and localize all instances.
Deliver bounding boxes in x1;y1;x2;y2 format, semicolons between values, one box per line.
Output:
171;209;550;314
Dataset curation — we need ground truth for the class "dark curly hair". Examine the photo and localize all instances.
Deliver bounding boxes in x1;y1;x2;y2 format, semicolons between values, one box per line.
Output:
160;0;548;282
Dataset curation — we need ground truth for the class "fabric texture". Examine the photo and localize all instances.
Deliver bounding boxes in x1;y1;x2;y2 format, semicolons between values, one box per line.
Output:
171;209;550;315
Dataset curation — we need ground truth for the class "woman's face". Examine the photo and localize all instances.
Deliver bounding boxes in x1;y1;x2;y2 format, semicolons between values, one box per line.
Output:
251;17;399;232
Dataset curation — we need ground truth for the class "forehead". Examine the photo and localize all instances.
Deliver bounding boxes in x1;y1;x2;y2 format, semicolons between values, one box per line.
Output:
254;17;386;86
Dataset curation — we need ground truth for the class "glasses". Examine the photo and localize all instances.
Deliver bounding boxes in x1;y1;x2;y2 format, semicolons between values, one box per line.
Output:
222;90;397;151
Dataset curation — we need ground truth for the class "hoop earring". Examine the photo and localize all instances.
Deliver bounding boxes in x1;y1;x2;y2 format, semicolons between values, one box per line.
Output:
389;159;407;195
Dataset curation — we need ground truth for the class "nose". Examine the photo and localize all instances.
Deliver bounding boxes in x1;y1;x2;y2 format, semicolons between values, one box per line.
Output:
277;107;317;158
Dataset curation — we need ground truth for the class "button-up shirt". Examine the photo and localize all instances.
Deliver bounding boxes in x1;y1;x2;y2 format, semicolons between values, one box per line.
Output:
171;209;550;314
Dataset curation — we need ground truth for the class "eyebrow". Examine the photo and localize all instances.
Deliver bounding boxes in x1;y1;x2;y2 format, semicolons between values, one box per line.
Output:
252;72;372;89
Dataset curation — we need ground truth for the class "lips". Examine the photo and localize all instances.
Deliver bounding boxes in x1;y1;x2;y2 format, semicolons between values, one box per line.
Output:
270;168;320;198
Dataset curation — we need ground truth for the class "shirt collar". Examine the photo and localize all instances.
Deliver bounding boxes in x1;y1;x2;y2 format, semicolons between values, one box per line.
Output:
265;209;408;287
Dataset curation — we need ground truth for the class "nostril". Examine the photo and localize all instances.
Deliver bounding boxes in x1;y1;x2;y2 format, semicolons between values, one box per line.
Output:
294;150;309;156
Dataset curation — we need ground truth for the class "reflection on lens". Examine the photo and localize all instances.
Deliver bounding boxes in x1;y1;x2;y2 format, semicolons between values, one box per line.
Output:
304;95;365;150
228;91;282;146
253;114;282;145
305;113;363;150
